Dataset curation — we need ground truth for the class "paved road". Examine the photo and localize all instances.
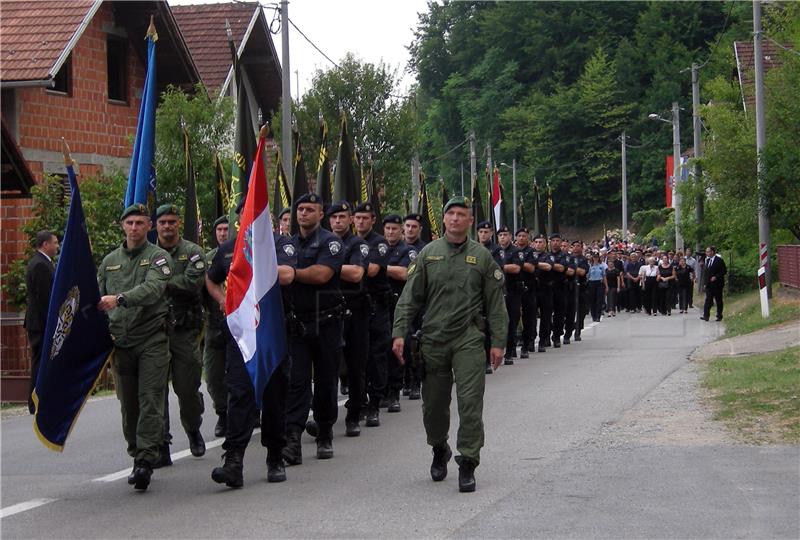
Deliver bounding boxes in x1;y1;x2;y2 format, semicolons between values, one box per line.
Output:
2;312;798;539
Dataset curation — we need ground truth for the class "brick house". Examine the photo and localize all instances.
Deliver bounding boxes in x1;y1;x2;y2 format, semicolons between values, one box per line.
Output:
0;0;200;401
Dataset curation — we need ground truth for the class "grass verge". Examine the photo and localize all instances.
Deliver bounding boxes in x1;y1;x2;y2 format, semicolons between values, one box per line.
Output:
702;346;800;444
720;289;800;338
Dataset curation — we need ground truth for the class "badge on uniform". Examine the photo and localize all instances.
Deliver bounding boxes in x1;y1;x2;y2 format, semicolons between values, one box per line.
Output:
493;269;503;281
194;260;205;270
360;244;369;258
328;241;341;255
466;255;477;265
378;243;388;256
162;266;171;275
409;249;418;260
105;264;121;271
283;244;295;256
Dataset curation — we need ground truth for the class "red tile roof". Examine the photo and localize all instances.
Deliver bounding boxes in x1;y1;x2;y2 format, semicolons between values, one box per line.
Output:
0;0;97;82
734;40;790;112
171;2;257;93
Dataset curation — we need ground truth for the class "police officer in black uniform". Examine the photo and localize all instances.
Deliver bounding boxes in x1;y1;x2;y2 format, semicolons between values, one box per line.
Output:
283;193;345;464
532;234;554;352
402;213;427;398
495;226;524;364
563;239;578;345
549;233;569;348
515;228;537;359
205;226;296;488
383;214;412;411
353;202;391;427
328;201;369;437
568;241;590;341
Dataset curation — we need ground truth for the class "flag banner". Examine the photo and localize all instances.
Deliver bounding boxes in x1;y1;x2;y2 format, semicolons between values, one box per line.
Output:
518;196;526;229
290;129;310;234
277;150;291;210
333;114;358;206
366;162;382;234
228;29;256;229
423;177;439;239
357;151;368;204
214;153;229;220
124;19;158;218
665;155;674;208
225;127;287;409
533;181;541;235
182;125;201;245
33;148;114;451
470;173;485;238
546;182;554;235
491;166;504;231
315;119;331;207
440;179;449;235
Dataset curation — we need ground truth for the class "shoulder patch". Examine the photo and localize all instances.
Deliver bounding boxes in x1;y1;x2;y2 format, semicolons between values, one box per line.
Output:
359;244;369;258
466;255;477;265
409;249;418;261
425;255;444;261
153;257;167;267
162;265;171;275
407;262;416;276
194;260;205;270
378;243;388;256
493;268;503;281
283;244;296;257
189;253;202;263
328;241;341;255
105;264;121;271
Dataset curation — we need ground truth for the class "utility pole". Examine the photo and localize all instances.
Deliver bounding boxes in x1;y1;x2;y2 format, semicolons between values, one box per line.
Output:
469;132;477;195
280;0;292;188
691;63;704;255
754;0;772;302
512;158;517;233
411;155;420;212
460;163;464;196
621;131;628;241
672;101;683;253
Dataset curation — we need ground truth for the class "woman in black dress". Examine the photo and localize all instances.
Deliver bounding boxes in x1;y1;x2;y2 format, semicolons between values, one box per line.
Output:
605;258;622;317
675;256;694;313
656;254;676;315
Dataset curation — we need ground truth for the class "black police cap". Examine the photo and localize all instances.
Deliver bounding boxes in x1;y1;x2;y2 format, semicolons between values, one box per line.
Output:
515;227;529;236
533;233;547;241
326;200;352;217
353;202;375;215
382;213;402;225
403;213;423;223
295;192;322;206
213;216;229;228
278;207;291;218
476;220;492;230
497;225;510;234
549;232;562;240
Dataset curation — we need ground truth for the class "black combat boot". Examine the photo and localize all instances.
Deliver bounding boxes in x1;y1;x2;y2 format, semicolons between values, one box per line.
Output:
340;376;349;396
127;460;152;491
563;335;571;345
485;362;493;374
214;413;226;438
316;425;334;459
430;443;452;481
519;346;529;359
553;337;561;348
365;398;380;427
345;414;361;437
152;441;172;469
305;419;319;438
574;330;582;342
211;448;244;488
187;430;205;457
455;456;477;493
282;429;303;465
266;449;286;483
503;351;514;366
409;383;421;400
387;389;401;413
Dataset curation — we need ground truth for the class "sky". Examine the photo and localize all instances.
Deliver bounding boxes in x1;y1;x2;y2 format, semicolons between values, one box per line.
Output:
170;0;431;99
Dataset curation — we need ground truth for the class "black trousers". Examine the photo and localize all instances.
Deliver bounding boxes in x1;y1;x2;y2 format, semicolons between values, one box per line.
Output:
678;284;691;311
625;279;641;310
367;302;390;399
656;284;671;315
285;318;343;439
703;285;724;320
551;284;567;341
342;301;369;421
564;281;577;339
27;331;43;413
643;278;657;314
537;286;553;346
588;281;604;321
222;328;290;453
520;285;537;348
575;282;589;335
505;287;523;353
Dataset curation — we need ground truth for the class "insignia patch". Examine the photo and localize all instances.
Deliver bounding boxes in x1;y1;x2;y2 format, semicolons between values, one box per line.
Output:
378;243;388;256
360;244;369;258
493;269;503;281
139;260;150;266
283;244;296;257
105;264;121;271
409;249;418;261
189;254;202;263
162;266;171;275
425;255;443;261
466;255;477;265
178;254;188;261
407;262;416;276
329;241;341;255
49;286;79;360
500;249;505;259
154;258;167;267
194;261;205;270
519;252;524;260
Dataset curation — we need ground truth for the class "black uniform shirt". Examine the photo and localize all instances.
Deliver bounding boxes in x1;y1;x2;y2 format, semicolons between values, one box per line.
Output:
498;244;524;288
406;237;426;263
573;255;590;284
291;226;345;314
207;238;235;285
338;230;368;298
534;250;556;286
387;239;412;296
518;246;536;288
362;230;391;295
551;249;569;286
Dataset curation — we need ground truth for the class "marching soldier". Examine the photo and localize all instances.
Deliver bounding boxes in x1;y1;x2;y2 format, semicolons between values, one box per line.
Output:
496;226;524;364
384;214;412;411
203;216;229;438
515;228;537;359
531;234;554;352
402;213;427;398
328;201;369;437
392;196;508;493
154;204;206;464
283;193;345;464
549;233;569;348
97;204;173;491
354;202;391;427
567;241;590;342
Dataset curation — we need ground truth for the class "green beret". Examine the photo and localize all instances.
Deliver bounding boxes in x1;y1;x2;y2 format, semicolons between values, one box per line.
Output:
213;216;229;228
155;203;180;219
443;196;469;213
120;203;149;221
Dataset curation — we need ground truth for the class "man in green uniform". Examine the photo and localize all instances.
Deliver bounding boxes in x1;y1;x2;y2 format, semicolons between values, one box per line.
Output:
203;216;229;437
155;204;206;462
97;204;173;491
392;196;508;493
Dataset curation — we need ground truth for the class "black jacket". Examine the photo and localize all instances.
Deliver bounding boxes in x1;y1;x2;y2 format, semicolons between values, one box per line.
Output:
24;251;55;334
703;255;726;290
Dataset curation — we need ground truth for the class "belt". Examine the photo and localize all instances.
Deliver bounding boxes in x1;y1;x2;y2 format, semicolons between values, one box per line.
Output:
293;304;344;323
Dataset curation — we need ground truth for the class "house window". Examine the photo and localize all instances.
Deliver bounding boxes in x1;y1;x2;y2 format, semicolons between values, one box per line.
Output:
49;54;72;95
107;37;127;103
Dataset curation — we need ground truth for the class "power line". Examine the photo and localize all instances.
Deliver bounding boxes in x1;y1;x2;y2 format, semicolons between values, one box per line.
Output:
765;36;800;58
697;0;735;69
287;18;340;68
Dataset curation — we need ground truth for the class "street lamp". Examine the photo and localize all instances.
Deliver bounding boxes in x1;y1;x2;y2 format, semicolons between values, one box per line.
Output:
649;102;682;252
499;160;517;232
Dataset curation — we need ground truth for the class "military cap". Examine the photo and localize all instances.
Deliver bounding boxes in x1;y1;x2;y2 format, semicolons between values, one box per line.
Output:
155;203;180;219
382;214;402;225
353;202;375;215
326;200;352;217
476;220;492;230
213;216;229;228
120;203;150;221
549;232;562;240
571;239;582;246
295;192;322;206
443;196;468;213
497;225;510;234
533;233;547;241
404;213;423;223
515;227;529;236
278;207;291;218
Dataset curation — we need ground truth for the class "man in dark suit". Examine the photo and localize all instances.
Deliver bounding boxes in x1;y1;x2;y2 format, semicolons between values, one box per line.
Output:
24;230;59;413
701;245;726;322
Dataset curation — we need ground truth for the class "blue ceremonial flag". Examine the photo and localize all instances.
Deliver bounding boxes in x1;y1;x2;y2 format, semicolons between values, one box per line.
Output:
124;18;158;211
33;143;114;451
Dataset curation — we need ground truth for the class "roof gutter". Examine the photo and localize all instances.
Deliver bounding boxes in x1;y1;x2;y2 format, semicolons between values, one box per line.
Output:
0;79;54;89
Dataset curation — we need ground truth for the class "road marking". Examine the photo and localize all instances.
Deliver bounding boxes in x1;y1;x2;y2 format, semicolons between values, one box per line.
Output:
92;398;349;484
0;498;56;519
